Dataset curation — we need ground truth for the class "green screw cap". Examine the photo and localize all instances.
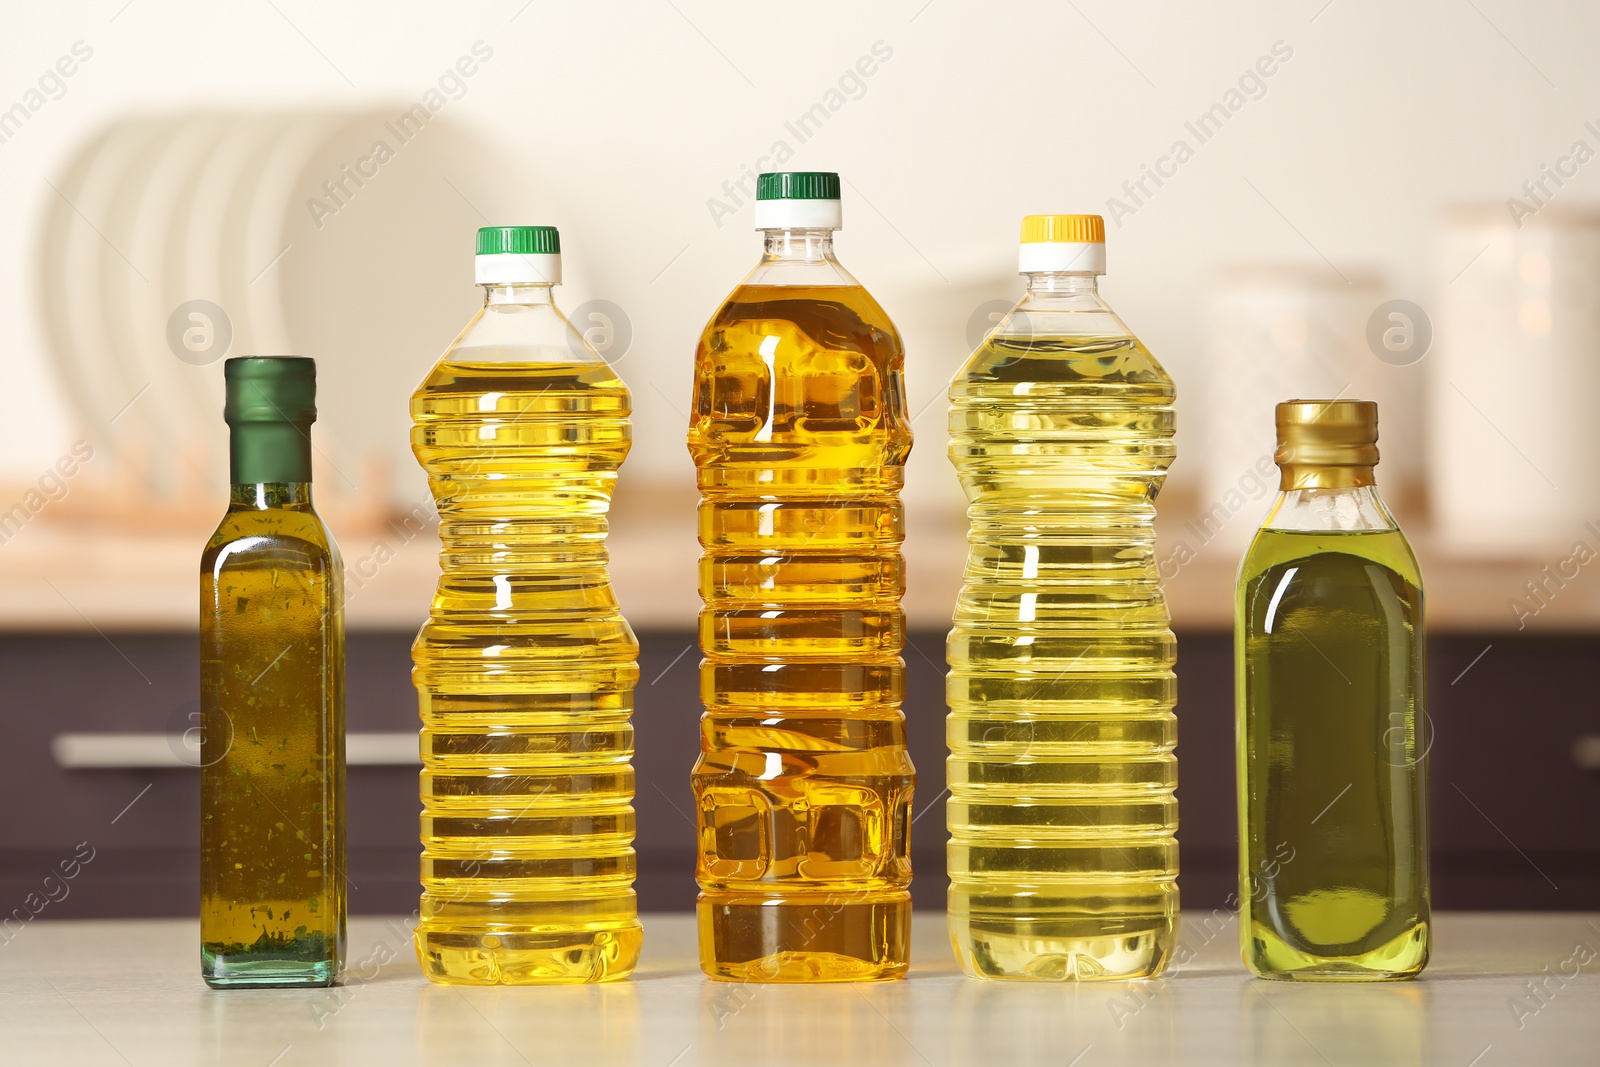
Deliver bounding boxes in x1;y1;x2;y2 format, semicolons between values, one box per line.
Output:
756;172;840;201
224;356;316;484
225;356;315;425
476;226;561;255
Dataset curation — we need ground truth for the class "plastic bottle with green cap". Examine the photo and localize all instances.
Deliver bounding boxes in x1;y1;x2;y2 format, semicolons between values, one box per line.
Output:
200;355;347;987
411;226;642;983
688;171;916;982
946;215;1178;980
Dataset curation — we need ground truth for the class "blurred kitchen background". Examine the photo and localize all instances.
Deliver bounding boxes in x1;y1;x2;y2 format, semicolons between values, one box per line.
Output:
3;1;1598;919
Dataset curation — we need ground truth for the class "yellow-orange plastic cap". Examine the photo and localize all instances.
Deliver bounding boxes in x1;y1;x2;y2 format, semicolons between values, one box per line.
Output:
1021;215;1105;244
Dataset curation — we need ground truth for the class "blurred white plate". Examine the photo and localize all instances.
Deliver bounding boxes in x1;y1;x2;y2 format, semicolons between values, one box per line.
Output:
39;109;591;510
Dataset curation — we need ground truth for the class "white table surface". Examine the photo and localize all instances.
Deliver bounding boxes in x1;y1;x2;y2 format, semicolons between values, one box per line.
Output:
2;913;1597;1066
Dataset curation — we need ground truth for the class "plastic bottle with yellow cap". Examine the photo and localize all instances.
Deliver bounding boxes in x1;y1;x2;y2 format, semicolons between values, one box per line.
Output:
1235;399;1430;980
945;214;1178;980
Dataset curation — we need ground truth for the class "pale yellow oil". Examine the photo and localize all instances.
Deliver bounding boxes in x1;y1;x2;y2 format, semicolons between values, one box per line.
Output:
688;284;916;982
411;360;641;984
947;333;1178;980
1237;528;1430;980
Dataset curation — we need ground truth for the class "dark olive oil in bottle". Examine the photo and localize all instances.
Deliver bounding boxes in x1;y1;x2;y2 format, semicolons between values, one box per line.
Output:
201;356;346;988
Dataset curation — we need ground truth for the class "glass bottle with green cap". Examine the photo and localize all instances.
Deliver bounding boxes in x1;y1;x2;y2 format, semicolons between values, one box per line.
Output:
411;225;641;984
200;355;346;988
688;171;916;982
1236;399;1430;980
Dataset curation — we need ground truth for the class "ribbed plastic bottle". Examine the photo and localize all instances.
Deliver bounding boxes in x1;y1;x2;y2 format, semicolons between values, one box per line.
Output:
411;226;641;984
946;215;1178;980
688;171;916;982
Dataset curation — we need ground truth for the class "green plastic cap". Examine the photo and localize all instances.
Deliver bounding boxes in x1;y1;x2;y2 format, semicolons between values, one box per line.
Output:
756;172;840;201
223;356;315;484
476;225;561;255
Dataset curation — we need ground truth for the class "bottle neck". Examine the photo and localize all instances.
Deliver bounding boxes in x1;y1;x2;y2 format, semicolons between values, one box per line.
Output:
229;422;312;486
1023;272;1101;297
483;283;555;306
1013;272;1113;318
762;228;837;261
1278;460;1376;492
229;481;313;508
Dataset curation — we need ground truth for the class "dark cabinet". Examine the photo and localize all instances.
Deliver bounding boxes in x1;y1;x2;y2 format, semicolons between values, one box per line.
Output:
1;631;1595;920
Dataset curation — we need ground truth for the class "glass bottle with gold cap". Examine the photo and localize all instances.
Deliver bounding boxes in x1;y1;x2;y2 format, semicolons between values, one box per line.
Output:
411;226;641;984
946;214;1178;980
201;355;346;987
1236;399;1429;980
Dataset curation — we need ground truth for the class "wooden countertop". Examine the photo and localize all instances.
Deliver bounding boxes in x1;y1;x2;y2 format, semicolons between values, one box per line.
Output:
1;913;1596;1065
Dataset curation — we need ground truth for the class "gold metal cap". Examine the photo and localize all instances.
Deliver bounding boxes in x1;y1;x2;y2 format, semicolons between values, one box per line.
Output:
1275;399;1379;489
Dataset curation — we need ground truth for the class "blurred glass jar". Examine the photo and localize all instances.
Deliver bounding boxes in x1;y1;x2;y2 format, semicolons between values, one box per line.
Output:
1430;205;1600;556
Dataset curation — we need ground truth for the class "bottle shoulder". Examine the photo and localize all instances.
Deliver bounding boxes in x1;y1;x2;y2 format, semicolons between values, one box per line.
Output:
202;506;339;572
688;281;910;458
738;246;864;292
412;358;632;429
950;333;1173;402
415;357;629;394
430;298;613;375
1256;487;1408;537
1239;525;1422;594
701;283;904;352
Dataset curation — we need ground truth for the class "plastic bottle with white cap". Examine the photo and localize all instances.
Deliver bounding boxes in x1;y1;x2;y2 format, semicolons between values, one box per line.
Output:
687;172;916;982
946;215;1179;980
410;226;641;984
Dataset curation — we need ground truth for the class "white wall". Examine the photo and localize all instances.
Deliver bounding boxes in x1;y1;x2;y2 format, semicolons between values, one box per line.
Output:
2;0;1596;501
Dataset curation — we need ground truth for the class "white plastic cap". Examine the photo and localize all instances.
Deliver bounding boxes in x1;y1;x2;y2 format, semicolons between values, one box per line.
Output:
1018;242;1105;274
475;252;561;285
754;172;844;230
754;197;842;230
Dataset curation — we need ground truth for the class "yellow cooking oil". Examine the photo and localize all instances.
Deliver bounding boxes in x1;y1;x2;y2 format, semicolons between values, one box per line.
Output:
410;225;640;984
689;279;916;982
946;214;1178;980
